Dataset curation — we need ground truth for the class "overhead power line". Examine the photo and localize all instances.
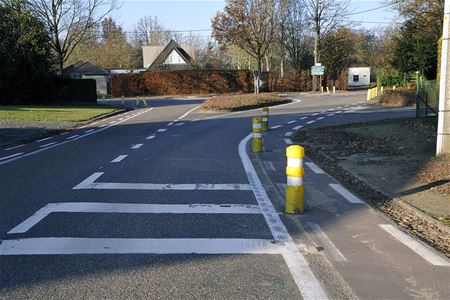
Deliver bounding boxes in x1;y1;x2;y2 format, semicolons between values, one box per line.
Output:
344;3;396;16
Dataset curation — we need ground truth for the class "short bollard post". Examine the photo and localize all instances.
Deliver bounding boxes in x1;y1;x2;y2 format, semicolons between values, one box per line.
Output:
333;86;336;94
367;89;371;101
121;95;125;106
143;99;148;107
381;86;384;95
136;97;140;108
262;107;269;131
285;145;305;214
252;117;263;153
326;86;330;93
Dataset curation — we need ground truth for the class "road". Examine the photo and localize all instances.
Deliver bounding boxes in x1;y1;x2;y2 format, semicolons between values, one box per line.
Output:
1;91;449;299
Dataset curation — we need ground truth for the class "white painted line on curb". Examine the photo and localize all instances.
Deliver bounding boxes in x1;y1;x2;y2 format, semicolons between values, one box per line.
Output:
293;125;304;130
379;224;450;266
0;238;281;255
39;142;58;148
239;134;328;299
285;132;293;137
111;155;128;163
65;135;80;140
5;145;24;151
287;120;296;124
7;202;262;234
131;144;143;149
36;137;52;143
146;135;156;140
263;161;276;172
304;222;347;262
305;162;325;174
306;120;316;125
284;139;293;145
73;172;252;191
329;184;364;204
157;129;167;132
0;152;25;161
271;125;283;129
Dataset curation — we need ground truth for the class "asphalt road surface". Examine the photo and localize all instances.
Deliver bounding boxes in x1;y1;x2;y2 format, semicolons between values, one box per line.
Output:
1;91;449;299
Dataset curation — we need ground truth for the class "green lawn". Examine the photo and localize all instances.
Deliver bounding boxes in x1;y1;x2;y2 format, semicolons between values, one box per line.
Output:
0;104;122;122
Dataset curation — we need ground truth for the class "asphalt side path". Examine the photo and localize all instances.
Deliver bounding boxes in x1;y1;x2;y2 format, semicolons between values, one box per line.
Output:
1;92;448;299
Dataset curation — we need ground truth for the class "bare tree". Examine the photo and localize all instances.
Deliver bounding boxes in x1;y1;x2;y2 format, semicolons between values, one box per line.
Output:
27;0;118;73
133;16;172;46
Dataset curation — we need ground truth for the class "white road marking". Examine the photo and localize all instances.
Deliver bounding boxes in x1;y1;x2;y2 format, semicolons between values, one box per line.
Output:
239;134;328;299
263;161;276;171
287;120;296;124
167;122;174;126
36;137;52;143
285;132;293;137
131;144;143;149
306;120;316;125
99;125;107;128
271;125;283;129
109;121;116;124
335;111;343;113
0;152;25;161
284;139;293;145
7;202;262;234
175;122;185;126
111;155;128;163
146;135;156;140
312;113;320;116
317;117;325;120
176;105;201;120
118;118;124;121
84;129;95;133
293;125;304;130
0;238;281;255
300;117;308;120
305;162;325;174
329;184;364;204
191;119;200;122
65;135;80;140
327;113;335;117
39;142;58;148
304;223;347;262
157;129;167;132
337;107;342;109
379;224;450;266
5;144;24;151
73;172;252;191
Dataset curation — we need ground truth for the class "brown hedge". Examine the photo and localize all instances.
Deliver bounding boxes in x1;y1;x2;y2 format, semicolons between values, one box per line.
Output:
111;70;253;97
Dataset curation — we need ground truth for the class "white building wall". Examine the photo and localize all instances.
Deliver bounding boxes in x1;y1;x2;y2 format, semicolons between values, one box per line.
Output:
348;67;371;87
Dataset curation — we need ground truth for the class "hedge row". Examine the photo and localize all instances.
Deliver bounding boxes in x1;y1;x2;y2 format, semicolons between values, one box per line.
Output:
111;70;254;97
267;70;348;92
0;77;97;105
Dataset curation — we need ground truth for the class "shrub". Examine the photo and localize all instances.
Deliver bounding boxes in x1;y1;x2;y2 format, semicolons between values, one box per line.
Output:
377;73;407;88
201;93;287;111
379;87;416;107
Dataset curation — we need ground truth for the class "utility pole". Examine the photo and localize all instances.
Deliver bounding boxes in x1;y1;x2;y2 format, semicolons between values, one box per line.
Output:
312;0;320;92
437;0;450;155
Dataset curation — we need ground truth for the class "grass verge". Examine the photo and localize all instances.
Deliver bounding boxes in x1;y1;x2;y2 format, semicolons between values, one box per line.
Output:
0;104;122;122
201;93;287;112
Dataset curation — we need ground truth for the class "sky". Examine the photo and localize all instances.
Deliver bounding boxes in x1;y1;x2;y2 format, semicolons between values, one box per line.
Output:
111;0;400;35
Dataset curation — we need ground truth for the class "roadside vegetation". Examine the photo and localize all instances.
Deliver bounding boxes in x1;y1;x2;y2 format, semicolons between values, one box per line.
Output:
0;105;121;122
379;87;416;107
201;93;287;112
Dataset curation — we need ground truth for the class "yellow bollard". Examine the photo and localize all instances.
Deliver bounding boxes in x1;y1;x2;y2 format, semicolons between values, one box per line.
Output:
381;86;384;95
326;86;330;93
333;86;336;94
285;145;305;214
252;117;263;153
320;86;324;93
261;107;269;131
367;89;371;101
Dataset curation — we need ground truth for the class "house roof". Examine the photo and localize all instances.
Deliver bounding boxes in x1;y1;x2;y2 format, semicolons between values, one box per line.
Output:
63;61;109;75
148;40;193;70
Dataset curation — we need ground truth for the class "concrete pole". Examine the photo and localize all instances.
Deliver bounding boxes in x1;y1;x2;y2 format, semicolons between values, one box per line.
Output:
437;0;450;155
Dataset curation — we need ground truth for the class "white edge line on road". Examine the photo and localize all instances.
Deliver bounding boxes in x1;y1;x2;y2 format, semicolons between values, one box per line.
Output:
146;135;156;140
329;184;364;204
7;202;262;234
177;105;202;120
84;129;95;133
157;128;167;132
285;132;293;137
305;162;325;174
306;120;316;125
304;222;347;262
39;142;58;148
379;224;450;266
317;117;325;120
287;120;296;124
0;238;281;255
36;137;52;143
111;155;128;163
65;135;79;140
5;144;25;151
131;144;144;149
0;152;25;161
239;133;328;300
262;161;276;172
0;108;153;166
284;139;293;145
293;125;303;130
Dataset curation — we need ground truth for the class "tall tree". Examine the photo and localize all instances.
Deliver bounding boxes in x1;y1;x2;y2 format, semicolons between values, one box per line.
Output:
26;0;117;74
212;0;279;85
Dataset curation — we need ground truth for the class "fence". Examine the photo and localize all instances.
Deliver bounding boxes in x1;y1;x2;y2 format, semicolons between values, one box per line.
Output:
416;79;439;118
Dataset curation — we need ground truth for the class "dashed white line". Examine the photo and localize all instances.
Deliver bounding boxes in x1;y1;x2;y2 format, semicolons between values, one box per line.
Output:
284;139;293;145
146;135;156;140
300;117;308;120
111;155;128;163
380;224;450;266
175;122;185;126
271;125;283;129
305;162;325;174
287;120;296;124
285;132;293;137
167;122;174;126
263;161;276;171
5;144;24;151
329;184;364;204
84;129;95;133
39;142;58;148
109;121;116;124
327;114;335;117
293;125;304;130
317;117;325;120
0;152;25;161
65;135;80;140
312;113;320;116
304;222;347;262
306;120;316;125
36;137;52;143
99;124;107;128
157;129;167;132
131;144;143;149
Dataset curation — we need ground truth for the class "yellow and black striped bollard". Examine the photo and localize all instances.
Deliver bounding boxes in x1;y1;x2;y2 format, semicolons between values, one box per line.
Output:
262;107;269;131
285;145;305;213
252;117;263;153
